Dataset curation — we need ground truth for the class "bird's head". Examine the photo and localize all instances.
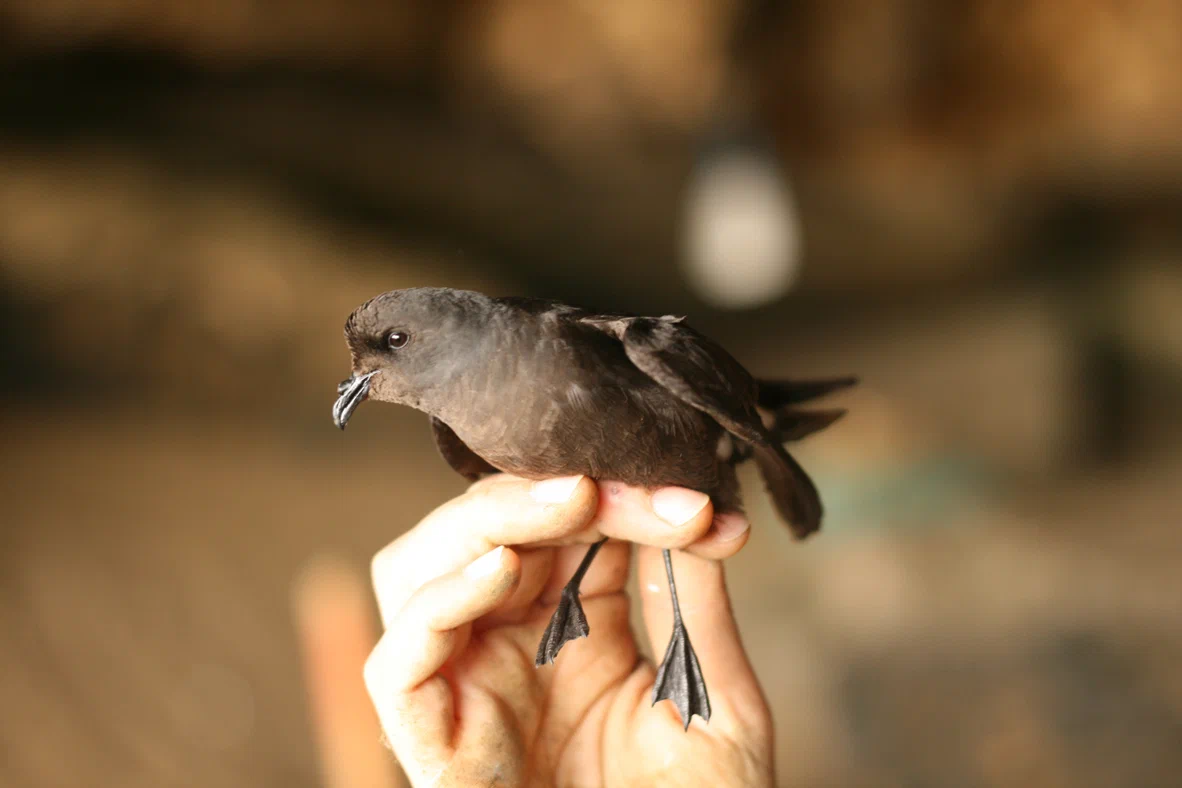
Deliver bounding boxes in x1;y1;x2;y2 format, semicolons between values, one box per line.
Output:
332;287;492;429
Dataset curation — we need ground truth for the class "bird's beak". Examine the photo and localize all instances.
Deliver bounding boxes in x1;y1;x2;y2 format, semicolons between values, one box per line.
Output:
332;371;378;430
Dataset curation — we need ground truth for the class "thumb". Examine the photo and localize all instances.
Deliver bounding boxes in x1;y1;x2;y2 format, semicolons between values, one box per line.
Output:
636;545;772;737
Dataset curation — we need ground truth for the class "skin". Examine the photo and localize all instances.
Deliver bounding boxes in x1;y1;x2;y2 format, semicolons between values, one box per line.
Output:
363;473;775;787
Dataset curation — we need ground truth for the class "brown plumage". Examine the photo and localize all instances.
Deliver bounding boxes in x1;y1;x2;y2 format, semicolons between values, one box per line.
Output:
333;287;855;728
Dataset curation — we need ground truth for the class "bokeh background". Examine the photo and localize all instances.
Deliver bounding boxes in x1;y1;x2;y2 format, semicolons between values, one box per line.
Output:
3;2;1182;786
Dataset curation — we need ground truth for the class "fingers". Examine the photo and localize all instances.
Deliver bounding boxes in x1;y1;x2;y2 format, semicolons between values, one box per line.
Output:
364;546;520;773
582;484;716;550
536;540;633;605
371;474;730;628
636;546;771;736
372;474;597;626
682;512;752;560
476;547;556;625
482;539;635;627
583;485;749;560
368;546;521;694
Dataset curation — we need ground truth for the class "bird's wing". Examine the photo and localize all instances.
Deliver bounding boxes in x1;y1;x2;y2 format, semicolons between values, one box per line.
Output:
585;316;823;537
613;317;761;432
430;416;499;481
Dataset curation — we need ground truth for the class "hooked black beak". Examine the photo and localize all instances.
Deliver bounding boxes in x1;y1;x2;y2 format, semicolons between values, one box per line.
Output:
332;371;378;430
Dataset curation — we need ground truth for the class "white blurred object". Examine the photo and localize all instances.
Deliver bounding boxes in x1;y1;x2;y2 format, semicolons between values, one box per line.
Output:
682;146;803;309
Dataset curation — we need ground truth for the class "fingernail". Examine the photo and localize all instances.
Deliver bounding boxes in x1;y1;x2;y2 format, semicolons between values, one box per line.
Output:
464;546;505;579
530;475;583;503
713;513;751;542
651;488;710;527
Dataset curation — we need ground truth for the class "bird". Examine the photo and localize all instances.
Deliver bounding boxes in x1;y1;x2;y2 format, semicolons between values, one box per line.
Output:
332;287;854;729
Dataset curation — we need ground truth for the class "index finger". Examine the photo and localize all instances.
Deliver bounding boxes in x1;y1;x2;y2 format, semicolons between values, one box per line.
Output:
372;474;597;626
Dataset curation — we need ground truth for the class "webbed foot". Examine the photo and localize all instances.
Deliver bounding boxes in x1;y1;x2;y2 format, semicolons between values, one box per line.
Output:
534;585;590;666
652;620;711;729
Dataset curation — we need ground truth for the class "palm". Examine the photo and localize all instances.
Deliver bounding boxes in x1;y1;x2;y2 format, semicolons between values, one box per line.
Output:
365;475;774;787
450;543;770;786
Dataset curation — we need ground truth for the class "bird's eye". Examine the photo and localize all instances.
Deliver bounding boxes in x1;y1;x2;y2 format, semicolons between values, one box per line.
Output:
385;330;410;349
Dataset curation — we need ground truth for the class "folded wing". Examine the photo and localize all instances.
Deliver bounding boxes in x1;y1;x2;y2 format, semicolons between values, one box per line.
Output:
430;416;499;481
590;315;824;538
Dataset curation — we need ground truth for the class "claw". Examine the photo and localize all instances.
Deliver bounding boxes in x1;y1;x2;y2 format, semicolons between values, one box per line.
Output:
534;585;590;666
652;620;711;729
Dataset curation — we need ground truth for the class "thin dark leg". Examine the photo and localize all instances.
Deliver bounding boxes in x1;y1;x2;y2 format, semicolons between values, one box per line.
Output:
535;537;608;667
651;548;711;729
664;549;683;624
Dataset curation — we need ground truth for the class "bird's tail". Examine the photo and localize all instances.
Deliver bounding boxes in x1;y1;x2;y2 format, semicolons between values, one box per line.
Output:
752;441;823;539
746;375;852;536
757;376;858;409
757;373;853;455
771;408;847;443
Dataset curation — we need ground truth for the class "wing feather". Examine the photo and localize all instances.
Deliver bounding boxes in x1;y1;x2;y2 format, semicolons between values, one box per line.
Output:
587;316;823;537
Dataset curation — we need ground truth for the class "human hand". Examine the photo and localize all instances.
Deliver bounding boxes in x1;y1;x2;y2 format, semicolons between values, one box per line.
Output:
364;474;775;786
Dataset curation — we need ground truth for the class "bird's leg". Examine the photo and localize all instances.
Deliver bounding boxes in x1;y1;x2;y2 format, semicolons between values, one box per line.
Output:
652;548;711;729
535;537;608;667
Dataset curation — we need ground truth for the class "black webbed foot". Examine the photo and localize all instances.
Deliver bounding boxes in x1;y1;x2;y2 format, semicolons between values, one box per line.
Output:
535;538;608;667
534;585;590;666
651;548;711;729
652;619;711;729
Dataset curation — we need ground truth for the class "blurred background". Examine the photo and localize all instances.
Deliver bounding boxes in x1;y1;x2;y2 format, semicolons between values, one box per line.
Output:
2;1;1182;786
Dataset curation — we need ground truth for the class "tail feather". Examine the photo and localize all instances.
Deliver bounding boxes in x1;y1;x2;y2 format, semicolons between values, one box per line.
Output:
758;376;858;408
753;442;823;539
774;408;847;443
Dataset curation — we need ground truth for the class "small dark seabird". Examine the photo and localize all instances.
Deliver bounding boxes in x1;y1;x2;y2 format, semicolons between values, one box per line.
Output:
333;287;854;729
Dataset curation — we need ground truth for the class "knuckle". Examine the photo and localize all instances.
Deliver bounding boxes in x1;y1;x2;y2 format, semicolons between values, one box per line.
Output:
363;641;388;694
675;517;714;548
549;484;599;528
465;472;509;494
370;541;400;589
670;531;701;549
454;480;508;518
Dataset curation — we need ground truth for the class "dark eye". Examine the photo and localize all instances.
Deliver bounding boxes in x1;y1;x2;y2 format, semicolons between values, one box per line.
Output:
385;330;410;349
